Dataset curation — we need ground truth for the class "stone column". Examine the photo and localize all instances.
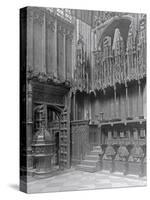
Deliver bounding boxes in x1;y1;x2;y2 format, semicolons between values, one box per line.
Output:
32;8;46;72
27;7;33;71
63;29;66;79
73;91;76;120
91;30;95;90
138;80;142;117
114;85;117;119
42;11;46;73
54;18;57;78
67;90;72;168
125;82;129;118
71;18;76;80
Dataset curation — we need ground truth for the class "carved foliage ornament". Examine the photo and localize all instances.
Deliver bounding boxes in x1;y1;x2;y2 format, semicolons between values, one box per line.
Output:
105;145;116;156
27;69;71;87
117;146;129;157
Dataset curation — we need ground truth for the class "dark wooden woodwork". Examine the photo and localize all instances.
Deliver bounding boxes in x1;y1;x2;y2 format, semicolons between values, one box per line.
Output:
100;119;146;146
32;81;69;105
89;124;99;150
59;94;71;169
20;7;28;193
71;120;90;165
26;80;33;171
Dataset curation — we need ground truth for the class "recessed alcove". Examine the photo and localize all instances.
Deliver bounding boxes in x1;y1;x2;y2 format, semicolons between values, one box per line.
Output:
97;16;132;49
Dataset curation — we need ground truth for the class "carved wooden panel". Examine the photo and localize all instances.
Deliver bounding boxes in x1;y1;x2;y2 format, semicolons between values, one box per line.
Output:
71;120;90;164
32;82;67;105
89;124;99;150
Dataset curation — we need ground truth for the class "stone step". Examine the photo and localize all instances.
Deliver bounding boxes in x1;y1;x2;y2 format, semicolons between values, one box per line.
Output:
93;146;102;151
84;155;99;161
89;151;101;156
76;164;97;173
81;159;98;166
76;146;102;173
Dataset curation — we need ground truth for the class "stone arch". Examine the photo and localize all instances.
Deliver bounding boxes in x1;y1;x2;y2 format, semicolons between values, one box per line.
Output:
97;15;134;49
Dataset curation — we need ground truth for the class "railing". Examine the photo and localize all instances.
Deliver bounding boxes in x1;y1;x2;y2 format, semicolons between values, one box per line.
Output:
106;138;146;146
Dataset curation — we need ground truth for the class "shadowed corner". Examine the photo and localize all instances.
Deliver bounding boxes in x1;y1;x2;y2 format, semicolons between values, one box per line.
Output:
9;184;19;191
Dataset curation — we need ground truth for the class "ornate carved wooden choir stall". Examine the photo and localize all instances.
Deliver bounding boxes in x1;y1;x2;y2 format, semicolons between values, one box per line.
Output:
20;7;146;178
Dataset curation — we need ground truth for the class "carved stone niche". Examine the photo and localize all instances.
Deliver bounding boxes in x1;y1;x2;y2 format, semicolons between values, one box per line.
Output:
66;29;73;41
57;24;66;35
46;14;55;32
33;7;45;26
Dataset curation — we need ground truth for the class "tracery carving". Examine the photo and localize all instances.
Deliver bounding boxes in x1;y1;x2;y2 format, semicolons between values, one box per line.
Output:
103;145;116;160
128;145;144;162
93;15;146;91
115;145;129;161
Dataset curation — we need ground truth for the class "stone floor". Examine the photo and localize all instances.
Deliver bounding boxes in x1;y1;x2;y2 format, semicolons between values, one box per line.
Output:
27;168;147;193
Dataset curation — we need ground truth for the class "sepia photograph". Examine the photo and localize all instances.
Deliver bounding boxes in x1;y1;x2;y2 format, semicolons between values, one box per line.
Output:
20;6;147;194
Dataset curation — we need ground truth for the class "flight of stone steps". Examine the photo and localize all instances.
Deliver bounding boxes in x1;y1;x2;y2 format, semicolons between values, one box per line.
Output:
76;146;101;172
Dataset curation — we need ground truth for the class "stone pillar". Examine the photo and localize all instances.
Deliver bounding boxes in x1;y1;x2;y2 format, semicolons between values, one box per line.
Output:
71;18;76;80
91;30;95;90
66;30;73;81
54;18;57;78
67;90;72;168
32;7;46;73
63;30;66;79
125;82;129;118
114;85;117;119
41;11;46;73
73;91;76;120
138;80;143;117
27;7;33;71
